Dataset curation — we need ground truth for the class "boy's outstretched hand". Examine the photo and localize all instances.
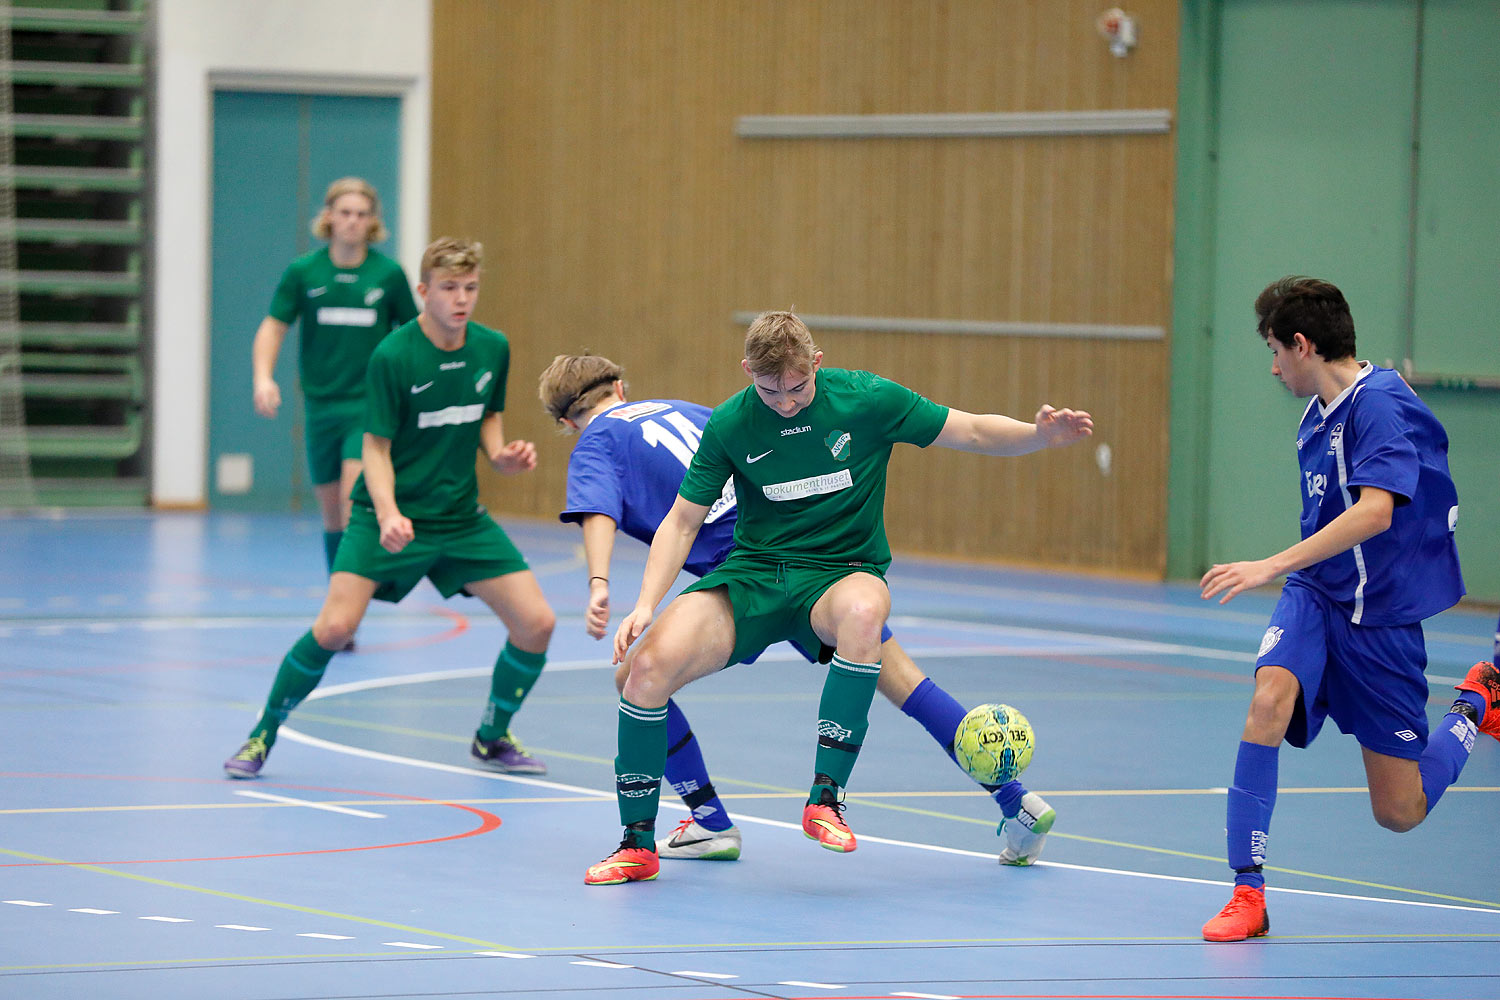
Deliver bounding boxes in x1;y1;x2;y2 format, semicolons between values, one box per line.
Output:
1035;404;1094;447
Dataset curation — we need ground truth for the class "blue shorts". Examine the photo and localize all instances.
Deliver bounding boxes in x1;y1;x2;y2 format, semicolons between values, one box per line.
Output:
1256;581;1430;759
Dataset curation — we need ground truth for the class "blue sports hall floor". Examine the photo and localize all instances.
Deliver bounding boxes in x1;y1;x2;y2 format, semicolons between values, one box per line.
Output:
2;510;1496;1000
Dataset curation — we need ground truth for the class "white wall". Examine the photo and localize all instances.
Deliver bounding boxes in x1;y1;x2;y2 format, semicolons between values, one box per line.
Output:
152;0;431;507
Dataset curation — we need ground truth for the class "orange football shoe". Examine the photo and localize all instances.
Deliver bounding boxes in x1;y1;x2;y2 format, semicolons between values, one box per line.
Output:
802;787;857;853
1455;662;1500;741
1202;885;1269;942
584;838;660;886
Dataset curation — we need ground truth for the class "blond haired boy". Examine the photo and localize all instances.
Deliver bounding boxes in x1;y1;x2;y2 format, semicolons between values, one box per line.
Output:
226;239;555;778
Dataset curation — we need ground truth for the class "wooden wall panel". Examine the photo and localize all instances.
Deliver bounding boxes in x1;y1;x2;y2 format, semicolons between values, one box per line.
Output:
432;0;1178;575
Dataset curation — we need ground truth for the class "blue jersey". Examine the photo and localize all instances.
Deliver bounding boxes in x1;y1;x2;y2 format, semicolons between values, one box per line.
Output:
1288;364;1463;626
561;400;737;577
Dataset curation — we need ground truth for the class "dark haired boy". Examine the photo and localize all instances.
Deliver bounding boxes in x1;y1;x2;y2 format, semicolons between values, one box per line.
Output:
1198;276;1497;941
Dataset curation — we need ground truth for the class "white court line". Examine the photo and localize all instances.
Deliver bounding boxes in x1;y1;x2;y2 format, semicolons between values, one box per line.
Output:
276;714;1500;917
674;970;738;979
887;615;1466;687
1;606;1474;684
892;574;1493;645
233;789;385;819
298;932;353;940
297;624;1463;699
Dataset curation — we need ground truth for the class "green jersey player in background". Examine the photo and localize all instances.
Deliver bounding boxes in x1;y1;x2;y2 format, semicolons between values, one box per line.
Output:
225;238;555;779
251;177;420;596
586;311;1094;885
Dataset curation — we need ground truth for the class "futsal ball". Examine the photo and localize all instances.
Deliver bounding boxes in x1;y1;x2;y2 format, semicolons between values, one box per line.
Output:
952;703;1035;784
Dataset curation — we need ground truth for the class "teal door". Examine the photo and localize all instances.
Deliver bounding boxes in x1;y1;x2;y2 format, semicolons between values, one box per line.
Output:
208;91;403;511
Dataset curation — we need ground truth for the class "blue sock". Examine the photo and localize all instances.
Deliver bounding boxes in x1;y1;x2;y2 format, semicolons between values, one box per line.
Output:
663;699;733;832
901;677;967;747
901;677;1028;816
1419;694;1482;815
1226;740;1278;890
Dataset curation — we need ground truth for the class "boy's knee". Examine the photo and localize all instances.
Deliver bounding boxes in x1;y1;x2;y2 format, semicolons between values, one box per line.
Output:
621;644;673;707
1371;800;1422;833
512;604;556;649
838;600;888;648
1245;669;1298;735
311;616;356;650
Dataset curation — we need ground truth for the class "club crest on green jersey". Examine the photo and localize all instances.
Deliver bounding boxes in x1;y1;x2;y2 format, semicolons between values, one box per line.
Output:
475;370;493;394
825;429;851;462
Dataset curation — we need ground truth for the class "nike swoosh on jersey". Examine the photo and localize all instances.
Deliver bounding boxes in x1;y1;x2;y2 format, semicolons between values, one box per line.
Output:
746;450;773;463
411;381;434;394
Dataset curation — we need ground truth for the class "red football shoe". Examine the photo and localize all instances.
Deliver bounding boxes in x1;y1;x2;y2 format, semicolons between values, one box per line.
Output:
1202;885;1269;942
1455;662;1500;741
584;837;660;886
802;787;857;853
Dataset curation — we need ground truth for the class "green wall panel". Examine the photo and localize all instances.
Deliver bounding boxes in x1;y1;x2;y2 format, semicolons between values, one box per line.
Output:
1205;0;1419;566
1410;0;1500;379
207;91;402;512
1171;0;1499;601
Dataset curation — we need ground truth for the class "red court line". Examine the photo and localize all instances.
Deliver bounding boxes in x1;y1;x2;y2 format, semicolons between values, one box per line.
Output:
358;603;469;653
774;995;1459;1000
0;773;500;867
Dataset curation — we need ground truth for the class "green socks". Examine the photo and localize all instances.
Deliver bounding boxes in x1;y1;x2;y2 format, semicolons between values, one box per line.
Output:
250;630;337;746
476;642;547;741
322;531;343;573
615;697;668;830
810;654;881;796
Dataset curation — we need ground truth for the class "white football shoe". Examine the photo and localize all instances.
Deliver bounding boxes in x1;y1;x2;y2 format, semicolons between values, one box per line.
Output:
997;791;1055;866
656;818;742;860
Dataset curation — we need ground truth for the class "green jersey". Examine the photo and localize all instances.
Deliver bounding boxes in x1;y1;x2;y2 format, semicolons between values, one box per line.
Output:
349;320;510;525
268;247;419;402
679;368;949;571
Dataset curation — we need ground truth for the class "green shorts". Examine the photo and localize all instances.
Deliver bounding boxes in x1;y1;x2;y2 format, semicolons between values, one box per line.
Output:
682;553;884;668
304;397;365;486
333;504;530;603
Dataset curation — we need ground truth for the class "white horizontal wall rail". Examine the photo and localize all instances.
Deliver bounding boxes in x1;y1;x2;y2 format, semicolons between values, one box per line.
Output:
730;311;1164;341
735;109;1172;139
208;70;417;97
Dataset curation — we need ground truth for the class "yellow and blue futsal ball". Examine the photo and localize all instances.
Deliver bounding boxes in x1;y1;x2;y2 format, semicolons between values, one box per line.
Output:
952;703;1035;784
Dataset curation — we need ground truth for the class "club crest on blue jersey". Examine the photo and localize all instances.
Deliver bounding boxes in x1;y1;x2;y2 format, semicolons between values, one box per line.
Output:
1326;422;1343;456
